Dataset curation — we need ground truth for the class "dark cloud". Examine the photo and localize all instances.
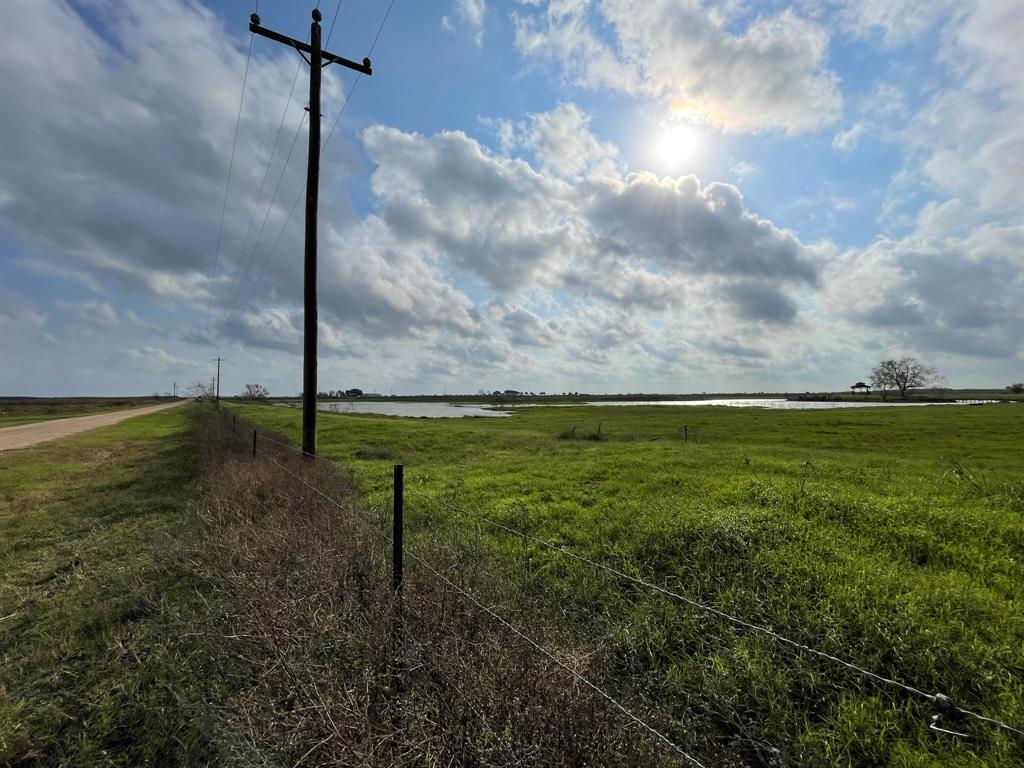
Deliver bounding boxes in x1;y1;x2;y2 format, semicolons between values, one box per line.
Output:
219;308;369;358
858;300;926;328
494;304;561;347
828;225;1023;361
704;340;771;360
721;281;799;325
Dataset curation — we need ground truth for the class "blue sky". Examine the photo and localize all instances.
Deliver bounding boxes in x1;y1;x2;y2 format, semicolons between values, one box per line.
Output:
0;0;1021;397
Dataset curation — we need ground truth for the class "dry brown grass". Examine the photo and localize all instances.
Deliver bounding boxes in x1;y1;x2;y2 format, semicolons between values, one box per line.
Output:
184;410;711;767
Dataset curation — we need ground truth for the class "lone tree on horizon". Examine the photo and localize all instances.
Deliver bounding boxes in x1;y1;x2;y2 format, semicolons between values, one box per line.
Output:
870;357;946;400
241;384;270;400
184;380;214;402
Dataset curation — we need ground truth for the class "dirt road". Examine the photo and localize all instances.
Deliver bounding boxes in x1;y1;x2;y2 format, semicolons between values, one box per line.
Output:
0;401;186;452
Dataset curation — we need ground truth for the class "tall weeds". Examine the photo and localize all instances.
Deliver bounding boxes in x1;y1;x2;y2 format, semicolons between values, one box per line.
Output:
183;410;707;766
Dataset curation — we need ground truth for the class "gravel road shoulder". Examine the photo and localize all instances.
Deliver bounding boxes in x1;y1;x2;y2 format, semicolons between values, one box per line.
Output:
0;401;186;452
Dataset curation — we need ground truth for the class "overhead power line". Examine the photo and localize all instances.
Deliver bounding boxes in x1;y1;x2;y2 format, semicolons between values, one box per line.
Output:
220;60;305;331
222;104;308;328
242;0;395;322
325;0;343;46
218;0;350;344
205;30;254;345
247;6;378;458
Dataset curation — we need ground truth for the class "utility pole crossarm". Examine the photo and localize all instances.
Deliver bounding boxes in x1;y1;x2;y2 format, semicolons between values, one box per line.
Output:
247;7;376;457
249;15;373;75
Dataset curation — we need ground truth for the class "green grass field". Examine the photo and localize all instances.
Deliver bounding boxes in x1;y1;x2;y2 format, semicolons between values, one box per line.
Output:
3;400;1020;765
228;401;1024;766
0;405;212;765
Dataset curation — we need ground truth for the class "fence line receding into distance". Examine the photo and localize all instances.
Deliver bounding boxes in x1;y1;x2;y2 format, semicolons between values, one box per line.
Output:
214;406;1024;745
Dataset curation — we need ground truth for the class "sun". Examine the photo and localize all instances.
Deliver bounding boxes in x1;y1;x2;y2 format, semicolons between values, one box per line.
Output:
657;123;700;168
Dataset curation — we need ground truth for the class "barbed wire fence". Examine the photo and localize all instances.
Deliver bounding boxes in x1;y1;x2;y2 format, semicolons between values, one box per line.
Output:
217;408;705;765
213;406;1024;756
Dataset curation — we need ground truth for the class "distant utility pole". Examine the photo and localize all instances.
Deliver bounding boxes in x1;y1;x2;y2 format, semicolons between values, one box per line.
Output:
213;357;226;402
173;381;177;398
250;9;373;457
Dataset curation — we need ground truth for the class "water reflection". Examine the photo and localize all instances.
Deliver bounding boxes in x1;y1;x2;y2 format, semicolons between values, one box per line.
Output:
516;399;997;410
294;398;996;419
312;401;509;418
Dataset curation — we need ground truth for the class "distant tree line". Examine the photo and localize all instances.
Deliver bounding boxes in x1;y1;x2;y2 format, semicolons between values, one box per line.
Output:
317;388;363;398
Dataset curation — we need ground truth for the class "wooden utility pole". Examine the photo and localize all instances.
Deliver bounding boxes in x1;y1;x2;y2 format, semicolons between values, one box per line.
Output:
213;357;226;402
250;9;372;457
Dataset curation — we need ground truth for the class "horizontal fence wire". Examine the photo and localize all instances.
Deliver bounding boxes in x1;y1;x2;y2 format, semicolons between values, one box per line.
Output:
399;541;708;768
407;489;1024;739
216;410;703;765
260;452;392;544
243;428;315;457
216;407;1024;740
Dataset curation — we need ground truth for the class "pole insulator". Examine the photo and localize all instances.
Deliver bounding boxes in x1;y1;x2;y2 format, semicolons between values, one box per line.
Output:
312;8;322;22
250;12;260;26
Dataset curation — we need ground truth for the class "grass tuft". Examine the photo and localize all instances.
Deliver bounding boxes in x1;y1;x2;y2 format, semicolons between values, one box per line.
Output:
356;444;399;460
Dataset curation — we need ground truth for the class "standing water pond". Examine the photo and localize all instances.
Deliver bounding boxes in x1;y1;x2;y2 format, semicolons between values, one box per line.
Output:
305;398;997;418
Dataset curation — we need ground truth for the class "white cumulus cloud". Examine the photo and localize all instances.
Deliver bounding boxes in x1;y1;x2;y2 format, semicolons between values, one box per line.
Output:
515;0;842;134
832;123;867;152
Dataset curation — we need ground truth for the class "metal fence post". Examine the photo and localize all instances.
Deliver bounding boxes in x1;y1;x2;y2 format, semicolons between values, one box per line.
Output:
393;464;404;597
233;414;237;433
252;430;257;458
684;424;688;443
390;463;406;718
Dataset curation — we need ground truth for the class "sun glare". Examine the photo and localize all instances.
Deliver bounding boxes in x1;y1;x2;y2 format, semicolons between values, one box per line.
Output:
658;124;700;168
